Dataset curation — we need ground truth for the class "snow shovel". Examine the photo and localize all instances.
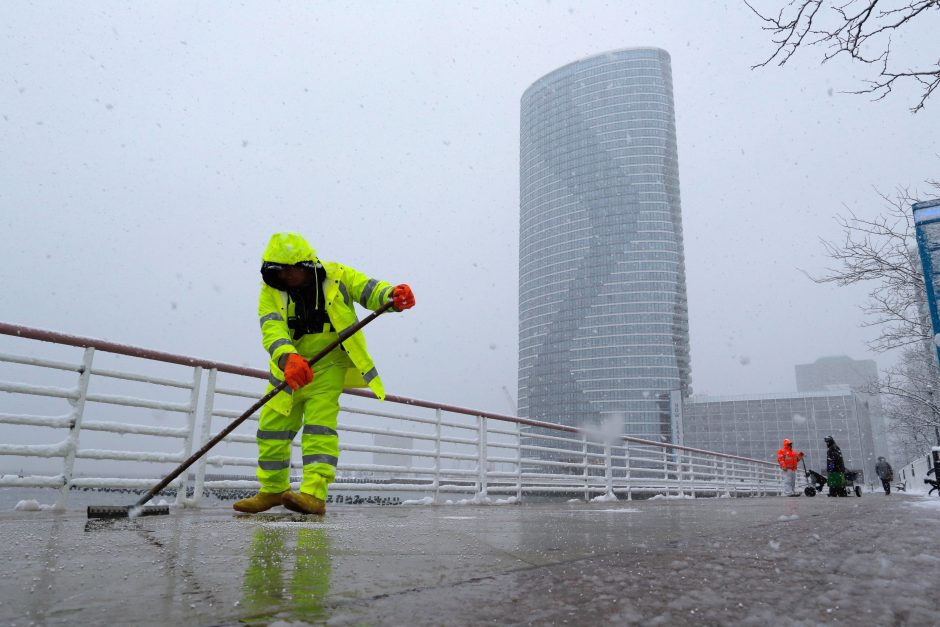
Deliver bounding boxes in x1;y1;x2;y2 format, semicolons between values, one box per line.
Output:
87;299;395;519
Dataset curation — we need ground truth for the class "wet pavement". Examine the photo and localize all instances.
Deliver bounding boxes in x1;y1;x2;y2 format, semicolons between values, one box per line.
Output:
1;493;938;626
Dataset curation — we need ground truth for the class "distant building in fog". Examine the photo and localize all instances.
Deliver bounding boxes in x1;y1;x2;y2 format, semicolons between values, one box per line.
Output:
795;355;877;392
681;390;877;484
795;355;888;461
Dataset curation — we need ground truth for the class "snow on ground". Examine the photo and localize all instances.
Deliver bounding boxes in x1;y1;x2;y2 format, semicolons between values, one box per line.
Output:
906;496;940;512
401;497;434;506
13;499;53;511
403;495;520;506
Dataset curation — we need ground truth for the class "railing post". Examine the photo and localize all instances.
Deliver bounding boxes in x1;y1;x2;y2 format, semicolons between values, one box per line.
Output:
477;415;488;498
625;442;632;501
192;368;216;506
684;452;691;498
712;457;719;497
722;459;730;496
676;450;684;498
173;366;202;507
433;408;441;503
515;422;522;501
662;448;669;496
57;347;94;509
604;442;613;496
581;433;589;501
734;460;740;495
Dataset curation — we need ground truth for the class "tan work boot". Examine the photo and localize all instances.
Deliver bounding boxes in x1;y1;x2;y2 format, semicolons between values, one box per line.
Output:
281;491;326;515
233;490;290;513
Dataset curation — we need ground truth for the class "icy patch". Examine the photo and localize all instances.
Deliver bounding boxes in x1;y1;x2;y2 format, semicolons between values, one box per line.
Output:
913;553;940;564
401;497;434;506
441;516;476;520
590;491;618;503
14;499;52;511
444;495;519;506
567;498;582;503
648;494;695;500
777;514;799;521
768;540;781;550
907;498;940;512
591;508;640;513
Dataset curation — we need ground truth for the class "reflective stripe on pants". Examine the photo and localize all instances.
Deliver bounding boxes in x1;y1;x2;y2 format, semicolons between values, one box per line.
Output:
256;360;345;499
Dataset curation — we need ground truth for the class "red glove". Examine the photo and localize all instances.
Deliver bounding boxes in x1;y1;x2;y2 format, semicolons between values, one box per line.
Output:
283;353;314;390
391;284;415;311
798;452;804;459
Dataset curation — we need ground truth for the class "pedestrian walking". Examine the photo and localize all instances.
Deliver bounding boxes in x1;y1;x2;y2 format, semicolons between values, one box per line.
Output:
776;439;804;496
234;232;415;515
875;456;894;495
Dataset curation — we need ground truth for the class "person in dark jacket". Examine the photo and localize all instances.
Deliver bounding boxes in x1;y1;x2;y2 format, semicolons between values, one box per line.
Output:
824;436;847;497
875;456;894;495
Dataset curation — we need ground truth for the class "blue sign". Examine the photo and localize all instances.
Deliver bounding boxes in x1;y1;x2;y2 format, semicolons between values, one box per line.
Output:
913;198;940;367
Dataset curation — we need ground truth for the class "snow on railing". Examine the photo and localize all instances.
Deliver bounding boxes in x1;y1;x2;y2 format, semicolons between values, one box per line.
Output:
0;322;782;508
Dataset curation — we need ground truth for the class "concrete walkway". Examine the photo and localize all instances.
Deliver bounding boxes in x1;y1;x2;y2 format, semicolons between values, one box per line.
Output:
1;493;938;625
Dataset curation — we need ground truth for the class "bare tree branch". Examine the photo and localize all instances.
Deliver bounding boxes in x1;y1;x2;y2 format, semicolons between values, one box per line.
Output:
747;0;940;112
807;181;940;459
877;345;940;457
801;184;940;352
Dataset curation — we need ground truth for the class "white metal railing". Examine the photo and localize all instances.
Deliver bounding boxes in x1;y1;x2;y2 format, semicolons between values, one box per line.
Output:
0;322;782;508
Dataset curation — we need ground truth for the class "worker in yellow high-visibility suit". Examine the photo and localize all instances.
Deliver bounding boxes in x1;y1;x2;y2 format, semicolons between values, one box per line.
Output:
234;232;415;515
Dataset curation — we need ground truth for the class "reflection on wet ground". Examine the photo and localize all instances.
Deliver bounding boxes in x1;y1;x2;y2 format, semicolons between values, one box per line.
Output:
1;495;938;625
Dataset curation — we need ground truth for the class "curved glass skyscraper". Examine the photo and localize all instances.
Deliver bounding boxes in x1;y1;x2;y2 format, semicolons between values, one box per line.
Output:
519;48;690;440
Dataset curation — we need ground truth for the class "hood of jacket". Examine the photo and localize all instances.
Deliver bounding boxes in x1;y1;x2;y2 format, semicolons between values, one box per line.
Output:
260;232;320;291
262;232;318;265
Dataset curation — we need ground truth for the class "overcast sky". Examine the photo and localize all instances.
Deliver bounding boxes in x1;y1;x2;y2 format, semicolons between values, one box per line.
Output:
2;1;938;418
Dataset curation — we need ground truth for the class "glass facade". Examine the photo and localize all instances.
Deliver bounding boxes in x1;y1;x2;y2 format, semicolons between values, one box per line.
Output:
795;355;889;462
682;392;877;482
518;48;690;440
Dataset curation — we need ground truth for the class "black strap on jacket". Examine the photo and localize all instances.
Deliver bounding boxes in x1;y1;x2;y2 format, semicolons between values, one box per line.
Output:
286;265;332;340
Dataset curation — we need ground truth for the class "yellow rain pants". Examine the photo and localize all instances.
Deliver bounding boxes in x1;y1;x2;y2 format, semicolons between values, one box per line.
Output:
256;331;351;499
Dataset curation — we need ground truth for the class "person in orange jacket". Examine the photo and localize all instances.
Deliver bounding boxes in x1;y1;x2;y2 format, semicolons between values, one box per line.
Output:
776;439;804;496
